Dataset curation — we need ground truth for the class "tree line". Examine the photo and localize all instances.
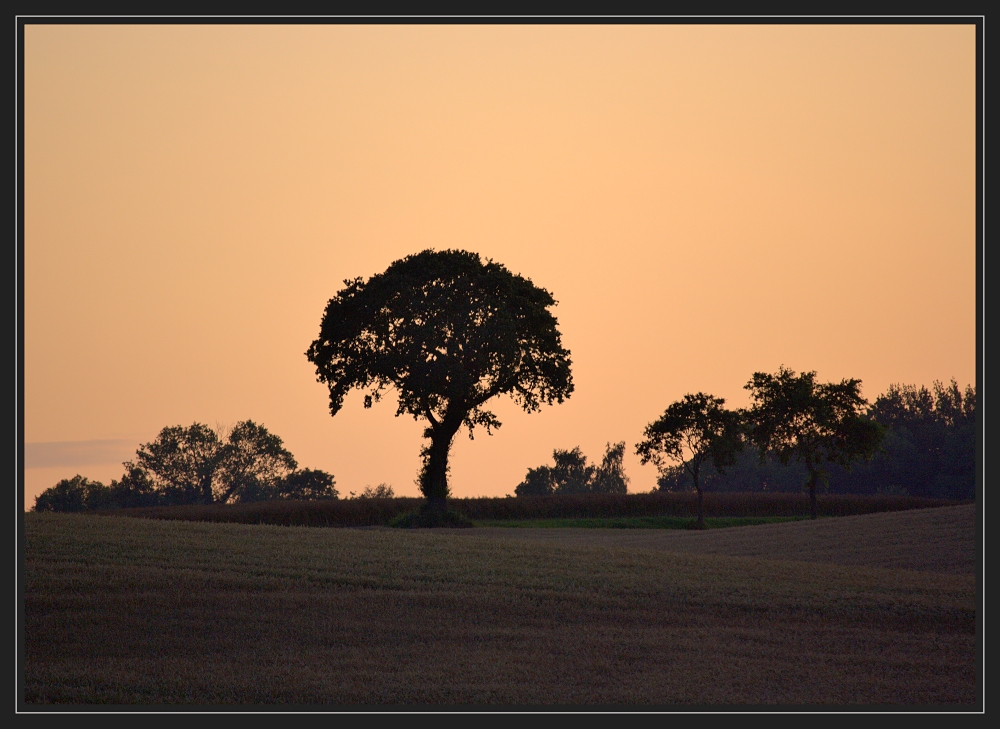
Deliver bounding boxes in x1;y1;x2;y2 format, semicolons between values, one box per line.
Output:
653;378;976;503
516;370;976;526
33;250;976;523
304;250;976;524
514;367;889;524
33;420;337;512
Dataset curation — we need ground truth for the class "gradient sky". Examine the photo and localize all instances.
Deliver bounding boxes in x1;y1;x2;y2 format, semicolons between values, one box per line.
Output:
22;23;977;507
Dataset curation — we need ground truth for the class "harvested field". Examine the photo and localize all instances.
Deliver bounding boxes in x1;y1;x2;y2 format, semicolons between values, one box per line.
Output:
445;504;978;574
23;509;977;706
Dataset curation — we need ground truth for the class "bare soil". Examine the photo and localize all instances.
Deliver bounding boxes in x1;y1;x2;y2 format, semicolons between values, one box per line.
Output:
23;507;978;706
436;504;978;575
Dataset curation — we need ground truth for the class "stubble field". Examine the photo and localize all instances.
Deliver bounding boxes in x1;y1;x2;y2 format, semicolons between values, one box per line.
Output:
23;505;977;706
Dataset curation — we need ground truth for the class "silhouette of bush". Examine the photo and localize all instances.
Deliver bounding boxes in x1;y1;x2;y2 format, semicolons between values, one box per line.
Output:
353;483;394;499
389;504;474;528
275;468;338;501
33;475;111;512
515;442;629;496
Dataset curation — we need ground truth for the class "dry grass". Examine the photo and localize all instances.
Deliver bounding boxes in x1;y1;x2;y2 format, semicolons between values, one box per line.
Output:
23;510;977;706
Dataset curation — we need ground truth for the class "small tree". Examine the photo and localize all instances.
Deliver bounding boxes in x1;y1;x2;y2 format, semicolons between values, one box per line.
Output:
354;483;395;499
745;367;884;519
591;441;630;494
33;475;89;512
82;480;115;510
514;465;554;496
275;469;338;501
109;464;161;508
550;447;596;494
635;393;743;527
306;249;573;522
33;475;115;512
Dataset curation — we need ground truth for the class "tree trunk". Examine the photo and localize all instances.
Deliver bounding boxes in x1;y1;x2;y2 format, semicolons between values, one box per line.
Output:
420;418;461;511
807;467;818;520
694;471;704;527
200;474;214;505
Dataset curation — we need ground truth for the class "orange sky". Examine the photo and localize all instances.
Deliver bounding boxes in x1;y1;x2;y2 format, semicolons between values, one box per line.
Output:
22;23;978;507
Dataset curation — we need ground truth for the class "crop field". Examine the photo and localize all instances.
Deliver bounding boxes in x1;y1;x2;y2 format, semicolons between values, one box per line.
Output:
22;504;977;706
474;516;808;529
103;492;963;529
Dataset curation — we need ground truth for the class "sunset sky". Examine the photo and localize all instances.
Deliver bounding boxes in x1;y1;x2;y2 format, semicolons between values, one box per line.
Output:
22;23;978;507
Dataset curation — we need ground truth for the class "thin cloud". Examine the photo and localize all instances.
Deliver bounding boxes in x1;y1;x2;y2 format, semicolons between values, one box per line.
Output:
24;439;140;469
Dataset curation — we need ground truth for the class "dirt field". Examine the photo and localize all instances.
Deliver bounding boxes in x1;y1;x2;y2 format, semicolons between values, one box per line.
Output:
23;507;978;706
442;504;978;574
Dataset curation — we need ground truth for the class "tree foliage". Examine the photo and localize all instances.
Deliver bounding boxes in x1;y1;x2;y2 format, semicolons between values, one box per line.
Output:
33;475;106;512
33;421;337;511
353;483;396;499
127;421;298;505
273;468;339;501
864;379;977;499
112;463;162;507
635;393;743;525
592;441;631;494
216;421;300;503
130;423;222;505
306;249;573;511
745;367;884;518
654;379;976;501
514;442;629;496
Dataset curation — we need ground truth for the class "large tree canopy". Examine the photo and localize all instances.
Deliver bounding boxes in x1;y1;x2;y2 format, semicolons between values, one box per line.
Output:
306;249;574;513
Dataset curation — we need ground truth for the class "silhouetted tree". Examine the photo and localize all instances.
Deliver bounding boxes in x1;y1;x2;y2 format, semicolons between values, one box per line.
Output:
273;468;338;501
307;249;573;521
635;393;743;527
83;480;115;510
514;442;629;496
129;421;297;504
217;421;298;503
866;379;977;499
592;441;630;494
33;475;110;512
514;465;555;496
130;423;221;504
745;367;884;519
649;379;976;500
109;464;162;508
551;447;596;494
354;483;395;499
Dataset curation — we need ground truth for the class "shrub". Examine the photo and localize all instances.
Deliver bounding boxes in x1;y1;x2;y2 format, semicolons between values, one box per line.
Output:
33;475;108;512
389;506;474;528
354;483;394;499
275;469;338;501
